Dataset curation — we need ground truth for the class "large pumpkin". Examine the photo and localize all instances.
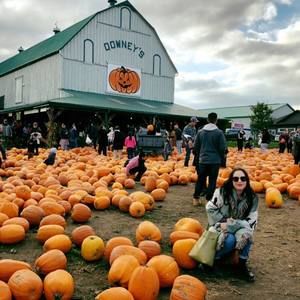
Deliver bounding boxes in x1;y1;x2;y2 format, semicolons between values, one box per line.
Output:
146;255;180;287
43;234;72;253
0;259;32;282
265;187;283;208
95;287;134;300
108;255;140;288
104;236;133;261
170;274;207;300
174;217;203;235
43;269;74;300
8;269;43;300
172;239;198;269
109;245;147;266
71;203;91;223
128;265;160;300
71;225;96;246
0;224;25;244
20;205;45;226
135;221;162;243
109;66;140;94
36;224;65;243
35;249;67;275
0;280;12;300
138;240;161;260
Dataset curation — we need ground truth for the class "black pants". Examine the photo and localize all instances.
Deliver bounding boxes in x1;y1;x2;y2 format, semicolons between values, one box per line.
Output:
127;148;135;159
98;145;107;156
279;143;286;153
237;140;243;151
129;161;147;181
193;163;220;201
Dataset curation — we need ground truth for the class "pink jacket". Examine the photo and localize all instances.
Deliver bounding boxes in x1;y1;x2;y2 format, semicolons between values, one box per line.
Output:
126;155;139;175
124;136;136;149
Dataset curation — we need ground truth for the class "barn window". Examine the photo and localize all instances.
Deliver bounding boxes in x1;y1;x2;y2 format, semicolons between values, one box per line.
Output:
83;39;94;64
153;54;161;76
15;76;23;103
120;7;131;30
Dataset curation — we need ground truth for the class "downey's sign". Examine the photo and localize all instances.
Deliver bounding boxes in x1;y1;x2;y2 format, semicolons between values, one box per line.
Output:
103;40;145;58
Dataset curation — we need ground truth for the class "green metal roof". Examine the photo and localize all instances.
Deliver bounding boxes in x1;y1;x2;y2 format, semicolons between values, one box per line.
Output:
48;90;199;117
0;1;177;77
197;103;289;118
0;14;95;77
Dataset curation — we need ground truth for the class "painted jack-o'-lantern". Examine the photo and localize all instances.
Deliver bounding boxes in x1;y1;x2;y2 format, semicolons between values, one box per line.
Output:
109;66;140;94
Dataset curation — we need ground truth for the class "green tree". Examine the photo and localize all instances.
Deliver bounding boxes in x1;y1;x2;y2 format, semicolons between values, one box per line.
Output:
250;102;273;134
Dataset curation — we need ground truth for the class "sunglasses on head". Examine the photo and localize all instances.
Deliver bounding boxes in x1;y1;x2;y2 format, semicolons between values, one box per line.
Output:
232;176;247;182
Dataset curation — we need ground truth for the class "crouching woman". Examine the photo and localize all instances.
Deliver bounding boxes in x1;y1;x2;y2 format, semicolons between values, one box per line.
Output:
206;167;258;282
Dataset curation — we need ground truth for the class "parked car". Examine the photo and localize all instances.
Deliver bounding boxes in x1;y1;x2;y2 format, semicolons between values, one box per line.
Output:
225;128;253;141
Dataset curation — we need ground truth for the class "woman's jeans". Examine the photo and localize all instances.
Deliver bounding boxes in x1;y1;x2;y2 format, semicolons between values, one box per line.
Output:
215;233;252;260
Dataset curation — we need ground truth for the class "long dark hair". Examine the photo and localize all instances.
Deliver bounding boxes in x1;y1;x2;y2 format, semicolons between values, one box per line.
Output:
222;167;256;206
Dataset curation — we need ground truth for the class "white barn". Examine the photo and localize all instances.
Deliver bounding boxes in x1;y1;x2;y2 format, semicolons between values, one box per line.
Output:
0;0;198;124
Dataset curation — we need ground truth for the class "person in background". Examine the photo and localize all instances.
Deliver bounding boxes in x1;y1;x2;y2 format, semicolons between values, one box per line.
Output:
292;128;300;165
28;122;43;156
193;112;226;206
98;126;108;156
44;148;57;165
260;129;271;151
278;129;289;154
237;128;246;152
287;132;293;153
206;168;258;282
174;123;183;154
2;119;13;149
124;131;137;159
69;123;78;149
59;123;69;150
113;125;125;160
88;123;98;150
107;127;114;150
0;139;7;167
125;151;147;181
182;116;199;167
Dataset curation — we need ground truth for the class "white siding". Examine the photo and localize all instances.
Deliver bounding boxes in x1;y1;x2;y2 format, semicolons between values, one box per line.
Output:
61;4;176;102
0;54;62;108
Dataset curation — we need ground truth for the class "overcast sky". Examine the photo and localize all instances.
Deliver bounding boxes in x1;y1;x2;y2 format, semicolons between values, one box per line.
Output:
0;0;299;110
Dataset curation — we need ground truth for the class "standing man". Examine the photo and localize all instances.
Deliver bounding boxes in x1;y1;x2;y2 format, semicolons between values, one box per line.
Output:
182;117;198;167
174;123;183;154
292;128;300;165
193;112;227;206
237;128;245;152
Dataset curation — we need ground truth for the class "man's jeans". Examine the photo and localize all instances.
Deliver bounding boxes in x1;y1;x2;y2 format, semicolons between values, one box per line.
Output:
176;140;183;154
215;233;252;260
193;163;220;201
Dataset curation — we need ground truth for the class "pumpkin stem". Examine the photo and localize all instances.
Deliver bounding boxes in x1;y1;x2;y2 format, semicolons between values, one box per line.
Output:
54;294;62;300
120;66;127;73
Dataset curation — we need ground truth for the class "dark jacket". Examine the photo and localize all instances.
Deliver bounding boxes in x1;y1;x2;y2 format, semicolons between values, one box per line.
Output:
194;123;226;165
113;130;125;150
98;128;108;146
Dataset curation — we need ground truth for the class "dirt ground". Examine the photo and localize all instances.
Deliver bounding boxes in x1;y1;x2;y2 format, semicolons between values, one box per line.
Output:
1;183;300;300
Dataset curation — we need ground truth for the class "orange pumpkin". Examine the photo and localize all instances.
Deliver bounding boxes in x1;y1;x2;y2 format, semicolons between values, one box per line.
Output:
0;224;25;244
43;269;74;300
128;266;160;300
43;234;72;253
0;201;19;218
174;217;203;235
136;221;162;243
104;236;133;261
39;214;67;228
0;212;9;226
8;269;43;300
0;259;32;282
0;280;12;300
138;240;161;260
20;205;45;226
2;217;30;232
71;225;96;247
109;245;147;266
265;187;283;208
71;203;91;223
169;230;200;245
15;185;31;200
35;249;67;275
172;239;198;269
108;255;140;288
95;287;134;300
94;196;111;210
146;255;180;287
129;201;146;218
144;177;157;192
36;224;65;243
170;274;207;300
109;66;140;94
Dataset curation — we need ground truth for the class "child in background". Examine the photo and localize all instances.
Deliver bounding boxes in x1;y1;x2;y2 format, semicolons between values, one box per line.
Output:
125;152;147;181
44;148;57;165
124;131;137;159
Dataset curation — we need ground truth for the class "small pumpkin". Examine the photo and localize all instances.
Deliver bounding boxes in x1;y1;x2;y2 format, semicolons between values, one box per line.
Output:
36;224;65;243
0;224;25;244
39;214;67;228
71;225;96;246
129;201;146;218
136;221;162;243
138;240;161;260
43;234;72;253
81;235;105;261
20;205;45;226
150;188;166;201
71;203;91;223
104;236;133;261
109;245;147;266
2;217;30;232
265;187;283;208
